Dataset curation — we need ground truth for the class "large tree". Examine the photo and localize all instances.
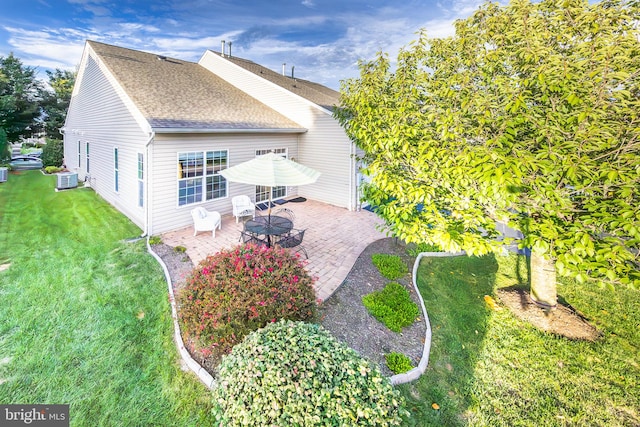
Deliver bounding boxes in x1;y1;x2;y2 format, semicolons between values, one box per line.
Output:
0;53;45;142
336;0;640;307
41;69;75;138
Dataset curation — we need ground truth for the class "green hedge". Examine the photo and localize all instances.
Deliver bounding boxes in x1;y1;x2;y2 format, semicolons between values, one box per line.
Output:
41;138;64;167
211;320;406;426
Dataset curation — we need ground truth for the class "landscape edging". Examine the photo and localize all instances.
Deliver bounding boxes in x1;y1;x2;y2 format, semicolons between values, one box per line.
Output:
148;236;464;389
146;237;216;389
390;251;466;385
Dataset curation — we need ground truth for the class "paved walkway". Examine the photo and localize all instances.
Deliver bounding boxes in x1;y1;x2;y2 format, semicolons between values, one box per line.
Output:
161;199;388;301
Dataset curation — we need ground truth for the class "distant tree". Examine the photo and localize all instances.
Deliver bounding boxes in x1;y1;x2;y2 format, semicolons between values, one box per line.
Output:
336;0;640;307
0;128;9;164
0;53;45;142
41;69;75;138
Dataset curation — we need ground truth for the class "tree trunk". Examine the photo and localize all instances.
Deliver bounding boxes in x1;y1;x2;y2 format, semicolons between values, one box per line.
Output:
529;252;557;308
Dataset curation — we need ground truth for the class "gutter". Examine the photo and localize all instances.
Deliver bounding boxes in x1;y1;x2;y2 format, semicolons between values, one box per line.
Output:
153;127;307;134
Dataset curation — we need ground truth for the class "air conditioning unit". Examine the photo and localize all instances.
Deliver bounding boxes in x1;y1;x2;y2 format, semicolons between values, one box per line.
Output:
57;172;78;190
0;167;7;183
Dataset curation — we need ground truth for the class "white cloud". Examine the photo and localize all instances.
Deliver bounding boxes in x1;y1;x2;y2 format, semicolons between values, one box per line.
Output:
117;22;162;33
3;27;87;71
0;0;488;90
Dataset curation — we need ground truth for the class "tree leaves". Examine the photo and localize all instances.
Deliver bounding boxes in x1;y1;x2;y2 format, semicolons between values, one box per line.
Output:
335;0;640;289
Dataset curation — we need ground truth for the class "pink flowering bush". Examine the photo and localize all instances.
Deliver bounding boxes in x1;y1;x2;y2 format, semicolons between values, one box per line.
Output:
178;243;317;363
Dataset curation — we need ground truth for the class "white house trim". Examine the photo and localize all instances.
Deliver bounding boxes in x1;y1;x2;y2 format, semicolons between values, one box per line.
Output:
153;127;307;134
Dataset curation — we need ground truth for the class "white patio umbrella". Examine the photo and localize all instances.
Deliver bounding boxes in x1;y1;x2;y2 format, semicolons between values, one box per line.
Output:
219;152;321;217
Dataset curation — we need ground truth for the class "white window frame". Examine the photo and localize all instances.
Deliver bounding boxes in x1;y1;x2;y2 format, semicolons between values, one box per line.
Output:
85;142;90;174
137;152;144;208
177;150;228;207
113;147;119;193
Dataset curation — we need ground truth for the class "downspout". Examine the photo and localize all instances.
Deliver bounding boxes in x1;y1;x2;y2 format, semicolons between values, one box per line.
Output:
142;131;155;237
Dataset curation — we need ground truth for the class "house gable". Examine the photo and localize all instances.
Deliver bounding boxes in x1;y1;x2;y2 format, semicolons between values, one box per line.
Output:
86;41;305;133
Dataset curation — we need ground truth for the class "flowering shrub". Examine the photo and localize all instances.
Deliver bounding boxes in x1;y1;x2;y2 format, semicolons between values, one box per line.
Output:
178;243;316;362
211;320;406;426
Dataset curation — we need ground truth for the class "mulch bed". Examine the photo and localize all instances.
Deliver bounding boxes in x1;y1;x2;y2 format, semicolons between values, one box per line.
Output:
151;237;426;378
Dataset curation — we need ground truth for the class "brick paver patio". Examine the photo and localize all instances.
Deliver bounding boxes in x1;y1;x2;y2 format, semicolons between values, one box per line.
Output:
161;199;388;301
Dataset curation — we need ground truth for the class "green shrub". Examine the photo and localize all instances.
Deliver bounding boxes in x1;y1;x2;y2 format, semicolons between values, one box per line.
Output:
385;352;414;374
148;235;162;245
211;320;406;426
45;166;63;174
362;282;419;332
406;242;444;257
40;138;64;167
372;253;408;280
178;244;317;363
0;128;10;164
174;245;186;253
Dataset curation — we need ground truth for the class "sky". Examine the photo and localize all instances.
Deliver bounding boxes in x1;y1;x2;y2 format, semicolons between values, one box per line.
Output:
0;0;487;90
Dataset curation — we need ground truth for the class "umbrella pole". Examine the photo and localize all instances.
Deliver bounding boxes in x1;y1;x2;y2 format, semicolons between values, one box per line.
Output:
267;186;272;223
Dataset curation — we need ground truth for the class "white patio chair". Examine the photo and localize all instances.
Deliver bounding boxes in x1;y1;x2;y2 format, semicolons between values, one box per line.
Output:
190;207;221;237
232;195;256;223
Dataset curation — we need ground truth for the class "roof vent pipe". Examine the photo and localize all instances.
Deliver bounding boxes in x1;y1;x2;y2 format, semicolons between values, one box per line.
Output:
221;40;225;57
291;65;295;79
228;41;232;58
282;63;286;76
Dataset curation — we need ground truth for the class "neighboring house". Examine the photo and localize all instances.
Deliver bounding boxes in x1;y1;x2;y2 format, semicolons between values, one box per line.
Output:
62;40;362;235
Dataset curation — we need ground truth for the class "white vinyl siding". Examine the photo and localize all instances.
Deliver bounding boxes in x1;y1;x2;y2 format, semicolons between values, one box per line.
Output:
199;51;357;210
63;50;150;230
149;133;298;234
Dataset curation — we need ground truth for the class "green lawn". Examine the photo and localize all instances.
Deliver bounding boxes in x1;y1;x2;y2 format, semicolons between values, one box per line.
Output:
1;171;638;426
0;171;214;426
400;254;639;426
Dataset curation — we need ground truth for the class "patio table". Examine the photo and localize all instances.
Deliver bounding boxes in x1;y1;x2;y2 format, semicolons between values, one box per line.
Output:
244;215;293;247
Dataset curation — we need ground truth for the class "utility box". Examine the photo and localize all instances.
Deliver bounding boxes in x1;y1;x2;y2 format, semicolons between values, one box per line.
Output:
56;172;78;190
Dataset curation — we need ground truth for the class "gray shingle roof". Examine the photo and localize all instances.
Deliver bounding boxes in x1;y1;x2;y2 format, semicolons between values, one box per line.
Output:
87;41;305;132
214;52;340;111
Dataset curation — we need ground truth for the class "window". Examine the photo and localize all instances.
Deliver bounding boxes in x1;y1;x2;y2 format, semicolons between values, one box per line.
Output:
205;151;227;200
137;153;144;208
177;150;227;206
114;148;119;192
77;141;81;168
86;142;90;174
255;149;287;202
